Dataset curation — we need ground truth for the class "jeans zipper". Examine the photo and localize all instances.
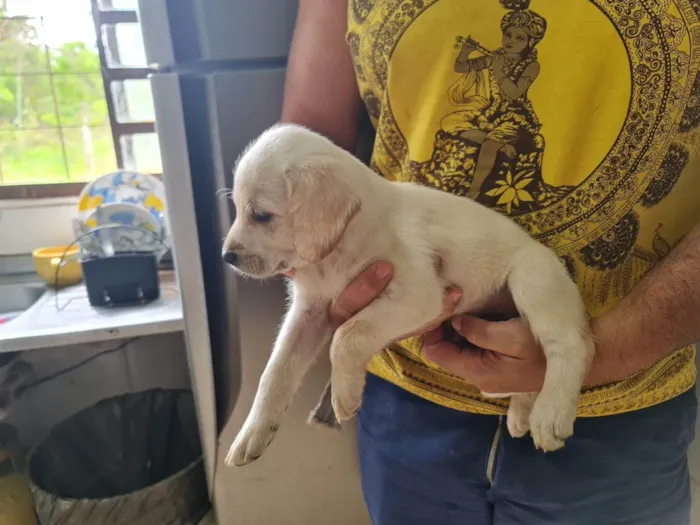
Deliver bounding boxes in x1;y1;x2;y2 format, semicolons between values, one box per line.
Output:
486;415;503;486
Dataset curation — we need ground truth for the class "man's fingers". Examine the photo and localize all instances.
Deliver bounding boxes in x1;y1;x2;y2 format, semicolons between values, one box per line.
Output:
419;287;463;333
442;287;463;312
422;342;465;374
329;261;394;328
451;315;501;349
422;342;485;379
421;325;444;346
451;315;531;358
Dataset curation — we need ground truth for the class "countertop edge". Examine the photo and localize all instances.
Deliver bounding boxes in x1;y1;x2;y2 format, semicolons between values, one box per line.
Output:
0;317;185;353
0;273;185;353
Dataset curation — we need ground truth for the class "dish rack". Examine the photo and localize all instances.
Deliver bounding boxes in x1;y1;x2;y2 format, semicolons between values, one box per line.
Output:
55;223;170;308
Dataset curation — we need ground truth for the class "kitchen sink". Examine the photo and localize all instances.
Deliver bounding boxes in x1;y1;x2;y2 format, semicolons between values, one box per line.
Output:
0;281;45;316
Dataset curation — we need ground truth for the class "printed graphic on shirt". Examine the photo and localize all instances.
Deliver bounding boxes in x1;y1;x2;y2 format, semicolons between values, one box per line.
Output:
424;7;560;207
349;0;700;315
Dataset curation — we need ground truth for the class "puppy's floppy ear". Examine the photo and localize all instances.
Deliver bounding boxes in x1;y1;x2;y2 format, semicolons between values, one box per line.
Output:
285;163;360;264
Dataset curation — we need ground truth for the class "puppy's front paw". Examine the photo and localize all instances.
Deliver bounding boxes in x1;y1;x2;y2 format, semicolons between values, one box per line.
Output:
331;376;364;422
528;394;576;452
225;417;280;467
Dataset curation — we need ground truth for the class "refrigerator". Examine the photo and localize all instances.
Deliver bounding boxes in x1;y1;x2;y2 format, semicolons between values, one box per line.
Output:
137;1;370;523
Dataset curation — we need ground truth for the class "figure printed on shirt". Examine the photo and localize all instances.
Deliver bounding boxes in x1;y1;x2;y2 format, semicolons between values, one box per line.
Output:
418;0;572;210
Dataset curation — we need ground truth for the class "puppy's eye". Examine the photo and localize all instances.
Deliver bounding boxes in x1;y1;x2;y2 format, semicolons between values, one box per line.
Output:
251;209;272;223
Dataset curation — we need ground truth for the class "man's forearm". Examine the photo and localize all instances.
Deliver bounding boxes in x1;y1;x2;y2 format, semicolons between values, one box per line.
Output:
280;0;361;150
587;222;700;386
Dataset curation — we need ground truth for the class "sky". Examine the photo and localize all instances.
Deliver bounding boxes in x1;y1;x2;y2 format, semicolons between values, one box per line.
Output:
5;0;146;65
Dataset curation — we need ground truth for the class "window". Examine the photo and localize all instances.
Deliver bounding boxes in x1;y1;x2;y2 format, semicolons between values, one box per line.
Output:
0;0;161;199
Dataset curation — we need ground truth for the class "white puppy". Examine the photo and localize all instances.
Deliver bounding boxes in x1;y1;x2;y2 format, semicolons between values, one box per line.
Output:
222;124;594;467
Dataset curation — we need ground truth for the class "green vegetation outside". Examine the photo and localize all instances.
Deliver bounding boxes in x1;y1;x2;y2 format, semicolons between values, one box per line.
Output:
0;8;117;185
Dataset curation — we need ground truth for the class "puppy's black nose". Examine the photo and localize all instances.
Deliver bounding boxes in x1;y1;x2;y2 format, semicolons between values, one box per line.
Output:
222;250;237;265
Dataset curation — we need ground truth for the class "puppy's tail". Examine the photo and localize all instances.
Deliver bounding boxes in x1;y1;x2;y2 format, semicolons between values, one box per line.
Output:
307;380;340;429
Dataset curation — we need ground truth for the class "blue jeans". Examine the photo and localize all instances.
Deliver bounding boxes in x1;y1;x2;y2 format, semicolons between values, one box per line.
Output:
358;374;697;525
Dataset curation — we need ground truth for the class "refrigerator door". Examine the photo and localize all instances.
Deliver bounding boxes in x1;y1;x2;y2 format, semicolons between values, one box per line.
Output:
138;0;298;67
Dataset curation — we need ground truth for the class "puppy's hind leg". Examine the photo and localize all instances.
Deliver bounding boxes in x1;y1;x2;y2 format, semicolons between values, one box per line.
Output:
507;247;595;452
308;380;340;429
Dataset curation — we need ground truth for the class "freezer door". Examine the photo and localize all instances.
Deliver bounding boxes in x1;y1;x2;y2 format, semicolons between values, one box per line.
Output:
138;0;298;67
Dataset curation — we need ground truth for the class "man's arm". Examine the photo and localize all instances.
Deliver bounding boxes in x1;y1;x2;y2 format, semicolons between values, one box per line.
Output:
589;221;700;385
281;0;362;150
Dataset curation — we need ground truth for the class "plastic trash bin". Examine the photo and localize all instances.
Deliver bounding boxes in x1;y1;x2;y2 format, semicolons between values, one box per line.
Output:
28;389;210;525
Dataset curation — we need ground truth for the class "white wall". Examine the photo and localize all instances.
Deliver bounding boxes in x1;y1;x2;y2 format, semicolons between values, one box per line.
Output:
0;199;76;256
7;332;190;448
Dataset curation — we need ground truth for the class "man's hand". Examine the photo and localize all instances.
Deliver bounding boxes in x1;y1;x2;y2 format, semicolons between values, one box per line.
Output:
329;261;462;338
425;221;700;393
329;261;393;328
423;316;546;394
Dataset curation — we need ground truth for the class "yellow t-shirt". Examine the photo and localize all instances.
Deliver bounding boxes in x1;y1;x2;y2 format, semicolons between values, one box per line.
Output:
348;0;700;416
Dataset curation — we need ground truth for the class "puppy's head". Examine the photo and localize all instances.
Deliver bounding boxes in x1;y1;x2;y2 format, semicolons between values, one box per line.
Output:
222;124;360;279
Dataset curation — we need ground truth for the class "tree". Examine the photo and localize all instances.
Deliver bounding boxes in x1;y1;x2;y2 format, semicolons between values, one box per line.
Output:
0;1;112;183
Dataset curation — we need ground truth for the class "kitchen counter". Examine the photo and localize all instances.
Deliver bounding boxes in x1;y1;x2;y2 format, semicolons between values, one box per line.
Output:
0;272;184;353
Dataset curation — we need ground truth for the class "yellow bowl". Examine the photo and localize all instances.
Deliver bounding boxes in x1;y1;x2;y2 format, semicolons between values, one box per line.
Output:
32;246;83;288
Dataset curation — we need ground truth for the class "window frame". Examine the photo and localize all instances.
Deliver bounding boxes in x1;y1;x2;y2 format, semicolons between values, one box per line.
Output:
0;0;156;200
